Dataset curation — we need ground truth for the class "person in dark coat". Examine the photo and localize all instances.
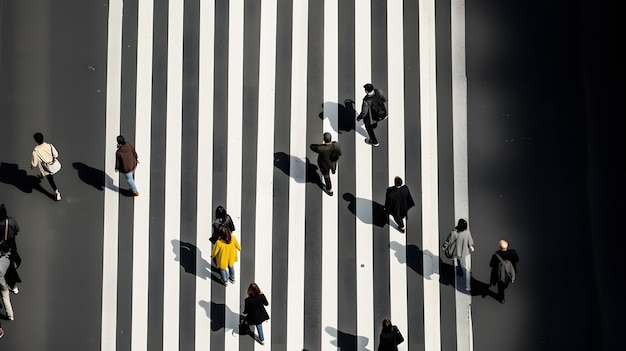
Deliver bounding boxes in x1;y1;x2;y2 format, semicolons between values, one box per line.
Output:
378;318;404;351
210;206;235;244
384;176;415;233
489;239;519;303
243;282;270;345
0;205;20;294
115;135;139;196
356;83;387;147
310;132;342;196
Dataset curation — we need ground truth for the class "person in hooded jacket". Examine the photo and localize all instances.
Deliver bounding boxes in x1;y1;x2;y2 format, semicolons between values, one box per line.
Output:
243;283;270;345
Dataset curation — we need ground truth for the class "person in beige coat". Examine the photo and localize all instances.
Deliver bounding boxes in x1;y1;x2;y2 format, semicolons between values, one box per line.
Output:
30;132;62;201
0;242;15;321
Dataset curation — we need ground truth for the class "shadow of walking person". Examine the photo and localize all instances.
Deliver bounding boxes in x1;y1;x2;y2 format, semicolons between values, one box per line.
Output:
318;100;358;135
73;162;116;191
0;162;53;198
171;240;222;283
198;300;245;334
342;192;387;227
274;152;324;190
325;326;370;351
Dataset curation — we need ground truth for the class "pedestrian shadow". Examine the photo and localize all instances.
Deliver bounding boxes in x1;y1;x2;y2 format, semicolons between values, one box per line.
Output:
274;152;324;190
390;242;425;277
198;300;246;333
342;193;387;227
325;326;370;351
0;161;54;198
171;239;223;284
72;162;117;191
319;100;358;135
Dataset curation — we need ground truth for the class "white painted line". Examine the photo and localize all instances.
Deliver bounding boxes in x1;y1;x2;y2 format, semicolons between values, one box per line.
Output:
225;1;244;349
386;1;409;349
354;0;374;349
286;1;308;349
321;1;339;349
451;1;473;350
131;0;155;349
196;1;215;350
418;1;442;350
254;0;278;349
162;0;184;350
102;1;122;350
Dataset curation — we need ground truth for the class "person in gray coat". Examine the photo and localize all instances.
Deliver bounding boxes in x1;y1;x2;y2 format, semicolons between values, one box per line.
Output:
0;242;15;321
310;132;342;196
453;218;475;291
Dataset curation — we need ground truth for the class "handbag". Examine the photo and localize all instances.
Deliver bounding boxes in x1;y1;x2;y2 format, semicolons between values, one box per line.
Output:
36;145;62;175
238;316;250;335
393;325;404;345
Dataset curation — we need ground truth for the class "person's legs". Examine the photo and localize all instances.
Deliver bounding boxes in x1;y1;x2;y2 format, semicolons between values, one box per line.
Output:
228;265;236;282
256;323;265;343
497;281;508;303
364;123;378;144
123;171;138;194
322;170;332;192
46;174;61;200
392;215;405;231
219;269;229;284
1;288;14;320
462;255;472;290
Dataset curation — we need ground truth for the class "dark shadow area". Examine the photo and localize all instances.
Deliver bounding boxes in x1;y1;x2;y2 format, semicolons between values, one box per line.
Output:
318;100;357;135
0;162;55;199
274;152;324;189
325;326;369;351
342;193;387;227
198;300;244;333
404;244;423;276
72;162;116;191
171;240;222;284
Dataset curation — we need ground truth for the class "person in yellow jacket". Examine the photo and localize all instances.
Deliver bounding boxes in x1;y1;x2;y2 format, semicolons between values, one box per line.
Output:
211;226;241;286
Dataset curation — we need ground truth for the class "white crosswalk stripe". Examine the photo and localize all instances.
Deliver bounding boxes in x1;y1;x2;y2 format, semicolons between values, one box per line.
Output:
102;1;471;350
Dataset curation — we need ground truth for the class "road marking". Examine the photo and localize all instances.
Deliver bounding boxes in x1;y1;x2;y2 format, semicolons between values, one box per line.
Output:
102;1;123;350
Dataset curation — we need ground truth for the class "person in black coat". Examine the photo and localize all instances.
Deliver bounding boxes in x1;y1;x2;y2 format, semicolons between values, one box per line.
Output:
378;318;404;351
356;83;387;147
384;176;415;233
489;240;520;303
310;132;342;195
243;283;270;345
0;204;20;294
210;206;235;244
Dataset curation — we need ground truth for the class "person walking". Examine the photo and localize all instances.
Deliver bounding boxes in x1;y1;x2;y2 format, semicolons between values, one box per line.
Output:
452;218;475;291
211;226;241;286
0;242;15;321
115;135;139;196
384;176;415;233
30;132;62;201
490;239;519;303
356;83;387;147
310;132;342;196
243;282;270;345
0;205;20;294
210;206;235;244
378;318;404;351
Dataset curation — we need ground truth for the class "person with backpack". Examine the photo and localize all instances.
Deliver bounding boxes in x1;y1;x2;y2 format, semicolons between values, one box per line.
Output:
310;132;342;196
450;218;475;291
356;83;387;147
490;239;519;303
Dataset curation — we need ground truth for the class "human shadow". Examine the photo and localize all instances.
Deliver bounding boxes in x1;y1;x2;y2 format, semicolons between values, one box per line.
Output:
318;100;359;135
342;193;387;227
325;326;370;351
0;162;54;199
274;152;324;190
72;162;117;191
171;240;217;282
198;300;248;335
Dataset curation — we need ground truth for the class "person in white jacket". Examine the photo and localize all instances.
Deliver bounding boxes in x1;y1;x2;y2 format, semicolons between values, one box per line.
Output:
0;242;15;321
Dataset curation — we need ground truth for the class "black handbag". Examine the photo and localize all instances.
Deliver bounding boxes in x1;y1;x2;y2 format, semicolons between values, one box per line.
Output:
239;317;250;336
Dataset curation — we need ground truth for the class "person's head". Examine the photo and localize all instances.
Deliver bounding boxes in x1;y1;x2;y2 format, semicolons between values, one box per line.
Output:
394;176;403;187
0;204;6;220
247;282;262;297
219;225;232;244
499;240;509;251
116;135;126;146
455;218;468;232
382;318;393;331
363;83;374;93
323;132;332;143
33;132;44;145
215;206;227;220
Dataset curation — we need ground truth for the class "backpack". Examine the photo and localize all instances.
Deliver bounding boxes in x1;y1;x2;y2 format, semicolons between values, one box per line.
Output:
496;253;516;283
367;90;387;121
442;230;458;259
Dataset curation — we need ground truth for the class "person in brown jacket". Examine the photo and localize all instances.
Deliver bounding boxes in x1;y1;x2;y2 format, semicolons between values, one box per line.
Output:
115;135;139;196
310;132;342;196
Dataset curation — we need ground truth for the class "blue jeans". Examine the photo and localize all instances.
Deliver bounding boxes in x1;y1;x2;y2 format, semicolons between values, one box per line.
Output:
219;266;235;283
122;171;137;193
255;323;264;342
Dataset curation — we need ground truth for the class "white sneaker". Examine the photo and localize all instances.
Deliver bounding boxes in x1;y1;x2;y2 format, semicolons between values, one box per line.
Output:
11;287;18;294
55;192;61;201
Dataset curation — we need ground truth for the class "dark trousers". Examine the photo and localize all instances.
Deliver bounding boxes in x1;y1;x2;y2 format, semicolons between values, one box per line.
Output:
392;215;405;228
46;174;58;191
365;122;378;143
497;281;509;302
321;169;332;190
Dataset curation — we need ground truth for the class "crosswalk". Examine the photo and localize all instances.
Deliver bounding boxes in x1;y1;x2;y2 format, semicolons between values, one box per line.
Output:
102;1;470;350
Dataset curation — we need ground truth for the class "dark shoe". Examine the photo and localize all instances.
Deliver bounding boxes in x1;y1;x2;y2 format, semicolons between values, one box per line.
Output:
365;138;380;147
500;299;505;304
399;227;405;233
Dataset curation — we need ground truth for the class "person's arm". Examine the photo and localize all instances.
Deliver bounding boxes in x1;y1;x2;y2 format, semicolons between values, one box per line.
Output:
51;144;59;158
310;144;320;153
356;100;369;121
31;150;39;169
334;142;342;156
262;294;269;306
